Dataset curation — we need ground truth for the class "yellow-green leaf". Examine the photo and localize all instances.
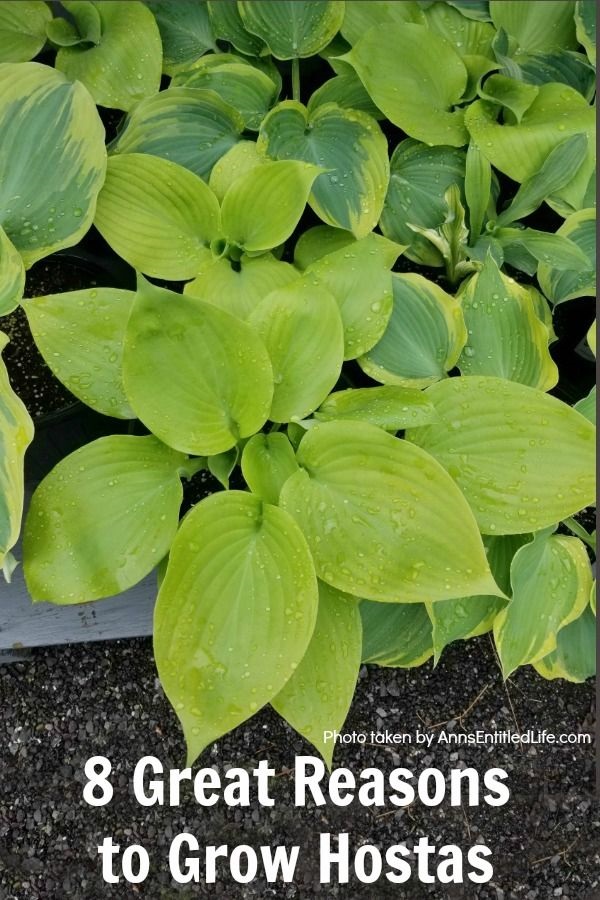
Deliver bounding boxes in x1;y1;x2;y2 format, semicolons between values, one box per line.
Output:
314;386;437;431
0;0;50;62
407;377;596;535
534;605;596;683
238;0;345;59
0;226;24;316
361;601;433;668
538;208;596;304
241;432;299;505
280;420;502;604
155;490;319;764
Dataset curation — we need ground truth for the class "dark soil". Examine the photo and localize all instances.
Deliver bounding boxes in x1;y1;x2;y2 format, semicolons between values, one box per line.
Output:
3;258;97;421
0;636;596;900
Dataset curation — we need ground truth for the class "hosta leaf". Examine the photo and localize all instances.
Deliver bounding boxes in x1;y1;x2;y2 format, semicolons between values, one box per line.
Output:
424;1;496;95
306;233;401;359
0;333;34;569
220;160;320;253
494;530;592;677
248;280;344;423
478;73;539;122
341;1;425;45
586;320;596;356
55;0;161;111
406;376;596;535
238;0;345;59
23;435;185;603
273;582;362;767
144;0;216;74
294;225;355;269
360;273;467;388
538;209;596;304
574;386;595;425
496;227;590;273
207;448;238;490
241;433;299;505
24;288;135;419
361;601;433;667
496;134;589;227
259;101;388;239
575;0;596;65
489;0;577;53
0;62;106;270
173;56;278;131
208;141;263;202
465;140;492;244
314;386;437;431
341;24;468;147
0;0;50;62
46;2;101;48
0;226;24;316
457;255;558;390
465;86;595;214
534;605;596;683
110;87;244;182
123;279;273;456
380;140;467;267
207;0;265;56
280;420;502;604
155;490;318;764
427;534;531;663
511;50;596;102
307;73;382;120
184;252;298;320
94;154;220;280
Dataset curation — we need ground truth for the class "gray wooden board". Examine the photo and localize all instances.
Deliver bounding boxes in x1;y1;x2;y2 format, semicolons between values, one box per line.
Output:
1;491;155;652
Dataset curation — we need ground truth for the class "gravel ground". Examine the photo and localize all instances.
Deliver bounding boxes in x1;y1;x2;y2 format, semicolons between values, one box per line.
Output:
0;636;597;899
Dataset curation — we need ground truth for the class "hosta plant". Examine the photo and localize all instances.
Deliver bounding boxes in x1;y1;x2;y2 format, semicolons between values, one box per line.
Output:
0;0;596;765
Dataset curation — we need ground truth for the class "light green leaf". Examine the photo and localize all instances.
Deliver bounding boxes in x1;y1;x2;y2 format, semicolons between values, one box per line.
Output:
248;280;344;423
314;386;437;431
510;49;596;102
380;139;467;267
456;255;558;390
280;420;502;604
0;333;34;569
258;100;389;239
465;140;492;243
494;530;592;677
478;73;539;122
94;154;220;280
496;134;589;227
489;0;577;53
534;605;596;683
574;386;595;425
0;226;25;316
55;0;162;111
241;432;299;505
306;233;401;360
340;23;468;146
207;447;238;489
590;580;596;615
587;319;596;356
24;287;135;419
273;581;362;767
359;273;467;388
23;435;185;603
110;87;244;182
155;490;318;764
208;141;263;202
123;279;273;456
207;0;265;56
424;1;496;95
538;209;596;304
465;86;595;214
0;0;50;62
220;160;321;253
145;0;216;74
307;72;382;119
184;252;298;320
361;601;433;667
341;1;425;45
575;0;596;65
427;534;530;664
406;376;596;535
294;224;355;269
238;0;345;59
0;62;106;270
173;55;278;131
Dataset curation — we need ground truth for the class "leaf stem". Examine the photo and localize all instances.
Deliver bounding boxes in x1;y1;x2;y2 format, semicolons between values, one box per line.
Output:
562;516;596;551
292;56;300;102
